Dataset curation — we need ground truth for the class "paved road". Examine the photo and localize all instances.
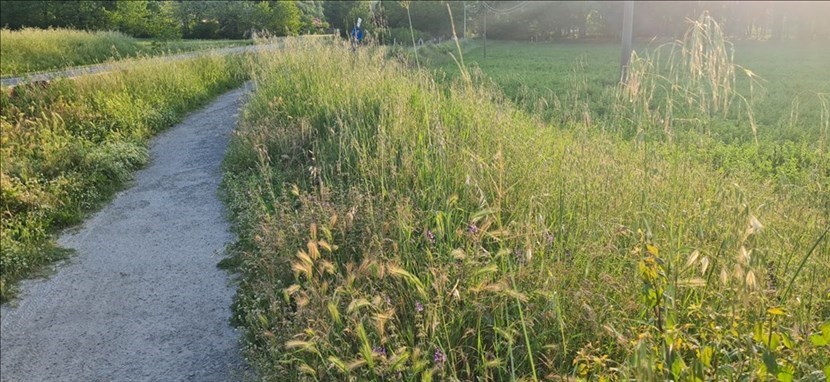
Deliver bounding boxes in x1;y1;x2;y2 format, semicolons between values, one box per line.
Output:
0;85;252;381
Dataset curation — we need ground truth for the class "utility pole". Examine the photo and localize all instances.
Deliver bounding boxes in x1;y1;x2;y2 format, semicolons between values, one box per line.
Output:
620;0;634;83
483;6;487;59
463;1;467;39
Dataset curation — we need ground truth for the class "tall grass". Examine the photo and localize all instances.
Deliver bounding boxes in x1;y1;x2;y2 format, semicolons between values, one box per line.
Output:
615;12;762;144
0;53;248;301
421;16;828;198
222;34;828;380
0;28;142;77
0;28;251;77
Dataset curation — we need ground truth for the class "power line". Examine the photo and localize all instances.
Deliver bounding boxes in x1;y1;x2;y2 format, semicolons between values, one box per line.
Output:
478;1;529;60
481;1;529;15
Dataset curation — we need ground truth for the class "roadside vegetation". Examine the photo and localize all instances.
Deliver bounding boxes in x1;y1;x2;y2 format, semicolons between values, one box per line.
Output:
0;28;250;78
222;14;828;381
0;53;248;301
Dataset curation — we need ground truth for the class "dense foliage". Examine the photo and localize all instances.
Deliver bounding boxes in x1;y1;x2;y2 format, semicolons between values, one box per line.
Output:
0;1;321;39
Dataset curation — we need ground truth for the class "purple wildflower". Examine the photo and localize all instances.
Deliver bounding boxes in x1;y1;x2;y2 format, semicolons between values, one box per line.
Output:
545;232;555;245
513;247;522;261
426;230;436;244
373;346;387;357
467;223;479;234
433;348;447;365
415;301;424;313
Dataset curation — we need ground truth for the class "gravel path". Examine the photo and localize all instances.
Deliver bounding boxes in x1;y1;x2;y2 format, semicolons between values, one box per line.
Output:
0;85;251;381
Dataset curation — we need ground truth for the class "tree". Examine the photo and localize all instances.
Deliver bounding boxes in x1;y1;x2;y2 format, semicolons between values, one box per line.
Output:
173;0;212;39
106;1;151;37
0;1;53;29
298;1;329;34
145;1;182;39
323;1;373;37
0;1;115;30
105;1;181;39
380;1;464;38
270;1;303;35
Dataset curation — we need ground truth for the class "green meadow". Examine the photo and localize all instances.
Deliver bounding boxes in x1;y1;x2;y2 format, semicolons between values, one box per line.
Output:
425;39;830;144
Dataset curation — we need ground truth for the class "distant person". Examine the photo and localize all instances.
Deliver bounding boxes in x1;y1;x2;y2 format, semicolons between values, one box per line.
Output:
350;17;364;50
351;26;364;43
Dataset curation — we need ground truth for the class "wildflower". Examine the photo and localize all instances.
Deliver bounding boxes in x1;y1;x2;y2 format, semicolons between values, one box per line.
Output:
766;261;778;290
545;232;555;246
467;223;479;234
434;348;447;366
513;247;523;263
373;346;387;357
415;301;424;312
426;230;436;244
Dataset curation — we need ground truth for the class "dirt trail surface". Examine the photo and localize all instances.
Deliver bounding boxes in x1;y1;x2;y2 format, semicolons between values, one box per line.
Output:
0;86;251;381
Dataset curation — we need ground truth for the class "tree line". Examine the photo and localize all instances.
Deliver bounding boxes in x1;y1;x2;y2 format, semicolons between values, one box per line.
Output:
0;1;327;39
476;1;830;41
2;1;828;41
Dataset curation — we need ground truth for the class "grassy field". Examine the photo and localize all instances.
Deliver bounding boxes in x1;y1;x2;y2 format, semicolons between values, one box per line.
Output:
222;22;828;381
0;28;251;77
420;38;829;201
425;39;830;145
0;53;248;301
